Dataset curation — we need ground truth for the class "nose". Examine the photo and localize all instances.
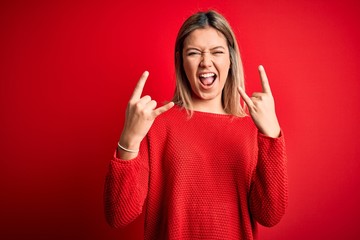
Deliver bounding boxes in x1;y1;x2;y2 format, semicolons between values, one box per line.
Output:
200;52;213;68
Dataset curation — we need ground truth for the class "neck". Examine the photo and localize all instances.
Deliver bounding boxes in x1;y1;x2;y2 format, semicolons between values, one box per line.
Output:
191;97;226;114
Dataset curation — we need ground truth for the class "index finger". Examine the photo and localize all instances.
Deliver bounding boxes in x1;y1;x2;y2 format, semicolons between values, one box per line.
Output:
131;71;149;100
258;65;272;94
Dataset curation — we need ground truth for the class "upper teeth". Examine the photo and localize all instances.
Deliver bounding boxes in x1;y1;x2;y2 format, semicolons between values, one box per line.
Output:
200;73;215;78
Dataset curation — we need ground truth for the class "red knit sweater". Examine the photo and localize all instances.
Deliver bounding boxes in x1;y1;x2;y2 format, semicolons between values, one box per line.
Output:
105;105;288;240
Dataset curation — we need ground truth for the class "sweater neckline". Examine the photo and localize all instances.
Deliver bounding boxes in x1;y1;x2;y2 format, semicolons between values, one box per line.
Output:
175;105;234;118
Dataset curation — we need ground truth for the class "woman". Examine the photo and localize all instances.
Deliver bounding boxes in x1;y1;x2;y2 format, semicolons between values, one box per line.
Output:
105;10;287;240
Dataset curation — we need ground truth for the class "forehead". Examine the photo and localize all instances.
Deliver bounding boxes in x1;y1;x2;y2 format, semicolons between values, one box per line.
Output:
184;27;227;49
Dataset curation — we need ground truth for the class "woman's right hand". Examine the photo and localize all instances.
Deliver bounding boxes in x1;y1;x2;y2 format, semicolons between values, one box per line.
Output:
118;71;174;159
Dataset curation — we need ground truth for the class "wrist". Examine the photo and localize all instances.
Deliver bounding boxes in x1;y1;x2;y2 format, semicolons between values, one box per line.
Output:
116;141;140;160
262;126;281;138
117;142;139;153
119;133;142;151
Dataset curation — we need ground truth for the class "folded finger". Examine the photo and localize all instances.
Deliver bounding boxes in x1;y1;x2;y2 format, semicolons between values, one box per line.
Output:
146;100;157;110
137;95;152;106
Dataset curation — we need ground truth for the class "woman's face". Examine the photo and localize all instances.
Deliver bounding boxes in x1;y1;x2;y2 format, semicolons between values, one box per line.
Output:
182;27;231;104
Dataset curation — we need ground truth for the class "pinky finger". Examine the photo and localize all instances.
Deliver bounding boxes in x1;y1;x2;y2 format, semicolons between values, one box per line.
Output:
237;86;254;109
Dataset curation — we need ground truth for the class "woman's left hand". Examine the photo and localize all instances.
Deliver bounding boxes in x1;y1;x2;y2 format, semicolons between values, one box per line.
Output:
238;65;281;138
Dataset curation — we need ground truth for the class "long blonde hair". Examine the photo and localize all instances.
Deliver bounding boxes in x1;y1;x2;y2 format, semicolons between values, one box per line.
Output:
173;10;246;117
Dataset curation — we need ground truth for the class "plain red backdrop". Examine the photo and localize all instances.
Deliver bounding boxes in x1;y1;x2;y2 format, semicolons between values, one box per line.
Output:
1;0;359;239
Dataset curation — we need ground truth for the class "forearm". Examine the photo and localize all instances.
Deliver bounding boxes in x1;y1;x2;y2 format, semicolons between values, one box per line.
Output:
249;131;288;227
105;142;149;227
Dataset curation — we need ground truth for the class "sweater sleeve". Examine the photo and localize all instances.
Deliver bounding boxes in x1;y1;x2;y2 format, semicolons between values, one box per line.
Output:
104;138;149;228
249;131;288;227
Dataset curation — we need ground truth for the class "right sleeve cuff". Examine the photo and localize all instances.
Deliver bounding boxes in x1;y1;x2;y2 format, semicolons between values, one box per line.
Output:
112;150;141;164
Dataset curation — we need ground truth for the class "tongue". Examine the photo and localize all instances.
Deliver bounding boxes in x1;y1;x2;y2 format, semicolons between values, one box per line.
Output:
201;77;215;85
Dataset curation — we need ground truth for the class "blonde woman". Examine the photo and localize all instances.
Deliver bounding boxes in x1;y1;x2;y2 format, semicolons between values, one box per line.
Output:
105;10;288;240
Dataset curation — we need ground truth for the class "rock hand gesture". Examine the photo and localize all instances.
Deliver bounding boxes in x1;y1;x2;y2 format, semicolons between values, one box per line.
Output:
118;71;174;160
238;65;281;138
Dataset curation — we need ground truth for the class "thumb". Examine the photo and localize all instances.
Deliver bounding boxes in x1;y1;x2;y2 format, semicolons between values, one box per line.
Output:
153;102;175;117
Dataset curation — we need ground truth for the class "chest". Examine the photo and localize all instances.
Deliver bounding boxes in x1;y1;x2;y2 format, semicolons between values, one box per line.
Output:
149;118;258;188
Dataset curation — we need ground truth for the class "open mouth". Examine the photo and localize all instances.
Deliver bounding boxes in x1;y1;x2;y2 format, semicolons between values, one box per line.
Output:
199;73;217;87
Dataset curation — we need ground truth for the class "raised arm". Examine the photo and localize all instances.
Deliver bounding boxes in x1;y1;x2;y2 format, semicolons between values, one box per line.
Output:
238;66;288;226
105;71;174;228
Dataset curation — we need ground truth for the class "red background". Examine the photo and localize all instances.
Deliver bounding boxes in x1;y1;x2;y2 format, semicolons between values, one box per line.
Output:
1;0;360;239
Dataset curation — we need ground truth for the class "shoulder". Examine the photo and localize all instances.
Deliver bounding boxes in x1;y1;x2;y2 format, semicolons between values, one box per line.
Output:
150;105;187;131
145;105;187;143
154;104;186;122
228;115;258;135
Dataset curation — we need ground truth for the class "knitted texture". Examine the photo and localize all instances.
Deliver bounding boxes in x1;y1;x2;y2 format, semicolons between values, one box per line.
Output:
104;106;288;240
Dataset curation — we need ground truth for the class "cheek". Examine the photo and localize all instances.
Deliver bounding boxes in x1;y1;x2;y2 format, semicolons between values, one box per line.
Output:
182;63;193;88
223;57;231;70
218;60;231;76
183;60;197;77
